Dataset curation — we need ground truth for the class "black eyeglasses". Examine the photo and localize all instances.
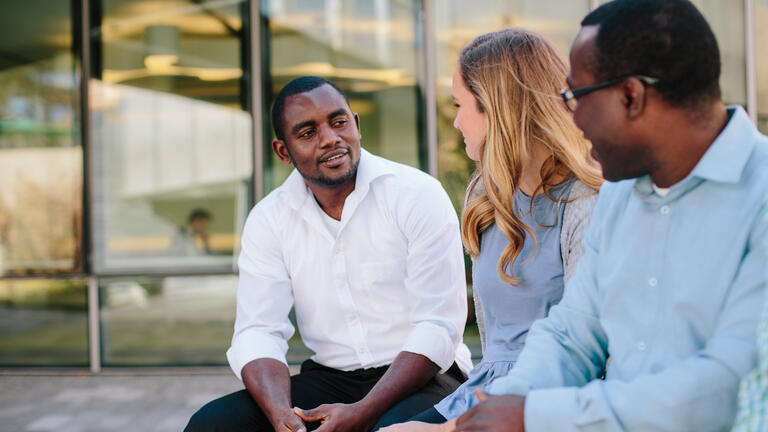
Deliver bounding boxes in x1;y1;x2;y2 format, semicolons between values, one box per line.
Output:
560;75;660;112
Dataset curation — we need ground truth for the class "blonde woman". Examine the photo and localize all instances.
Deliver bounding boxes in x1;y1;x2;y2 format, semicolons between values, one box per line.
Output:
382;29;602;430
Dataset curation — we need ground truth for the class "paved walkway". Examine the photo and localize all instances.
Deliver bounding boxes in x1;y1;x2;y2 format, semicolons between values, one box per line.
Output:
0;369;245;432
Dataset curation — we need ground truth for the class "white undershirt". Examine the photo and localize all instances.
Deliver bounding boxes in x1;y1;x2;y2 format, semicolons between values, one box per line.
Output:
653;184;671;197
320;209;341;238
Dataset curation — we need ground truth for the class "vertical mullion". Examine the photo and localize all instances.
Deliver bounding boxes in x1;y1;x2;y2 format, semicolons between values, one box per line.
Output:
78;0;92;276
79;0;101;373
250;0;264;203
88;276;101;372
422;0;438;177
745;0;757;125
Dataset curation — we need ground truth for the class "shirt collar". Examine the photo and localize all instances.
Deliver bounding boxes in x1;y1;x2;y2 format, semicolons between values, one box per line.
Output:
280;148;395;210
634;105;757;200
689;105;756;183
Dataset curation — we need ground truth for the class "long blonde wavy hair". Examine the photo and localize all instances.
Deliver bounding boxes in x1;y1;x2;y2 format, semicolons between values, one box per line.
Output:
459;29;603;285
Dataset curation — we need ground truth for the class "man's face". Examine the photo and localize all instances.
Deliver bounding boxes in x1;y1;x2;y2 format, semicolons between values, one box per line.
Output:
273;84;361;188
568;26;654;182
189;217;210;235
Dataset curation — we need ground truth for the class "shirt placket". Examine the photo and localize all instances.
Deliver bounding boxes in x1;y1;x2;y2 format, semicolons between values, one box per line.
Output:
636;199;673;365
331;205;374;367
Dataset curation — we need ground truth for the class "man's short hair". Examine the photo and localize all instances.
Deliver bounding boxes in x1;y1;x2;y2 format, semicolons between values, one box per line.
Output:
188;208;211;223
271;76;350;141
581;0;721;110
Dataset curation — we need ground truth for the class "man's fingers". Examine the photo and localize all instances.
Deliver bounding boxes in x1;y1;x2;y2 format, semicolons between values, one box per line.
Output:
314;422;333;432
378;421;418;432
454;410;470;430
281;415;306;432
474;389;488;402
294;406;326;422
454;416;482;432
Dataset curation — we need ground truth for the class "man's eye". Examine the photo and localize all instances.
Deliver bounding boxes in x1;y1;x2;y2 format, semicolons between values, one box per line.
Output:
453;103;460;108
333;119;348;127
298;129;314;138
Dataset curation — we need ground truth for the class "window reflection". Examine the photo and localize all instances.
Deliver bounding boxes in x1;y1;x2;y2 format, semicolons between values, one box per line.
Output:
98;274;313;366
0;0;82;276
99;275;236;365
263;0;423;192
0;279;88;366
690;0;746;108
90;0;252;272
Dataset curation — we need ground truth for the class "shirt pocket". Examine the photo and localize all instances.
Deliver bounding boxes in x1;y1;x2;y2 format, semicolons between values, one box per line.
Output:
361;258;408;312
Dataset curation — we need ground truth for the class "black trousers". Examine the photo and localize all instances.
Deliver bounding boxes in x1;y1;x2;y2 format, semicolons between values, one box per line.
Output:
185;359;465;432
407;407;447;424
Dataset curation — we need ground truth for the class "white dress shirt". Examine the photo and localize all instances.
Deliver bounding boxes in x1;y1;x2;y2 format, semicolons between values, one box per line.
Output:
227;149;472;380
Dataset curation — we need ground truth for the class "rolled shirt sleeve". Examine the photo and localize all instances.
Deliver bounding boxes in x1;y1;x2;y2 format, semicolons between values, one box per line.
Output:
226;207;295;380
398;178;467;372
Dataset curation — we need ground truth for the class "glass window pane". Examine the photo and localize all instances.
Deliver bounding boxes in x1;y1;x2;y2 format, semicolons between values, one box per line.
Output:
90;0;252;273
690;0;747;108
99;275;235;365
0;279;88;366
757;0;768;134
0;1;82;276
434;0;591;358
262;0;423;193
99;275;311;366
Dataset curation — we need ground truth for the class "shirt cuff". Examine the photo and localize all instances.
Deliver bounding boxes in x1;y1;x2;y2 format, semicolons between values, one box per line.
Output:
523;387;579;432
401;321;455;372
226;330;289;380
486;373;532;396
524;385;621;432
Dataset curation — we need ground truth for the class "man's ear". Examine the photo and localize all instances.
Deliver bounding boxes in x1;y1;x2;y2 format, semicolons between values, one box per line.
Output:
623;77;647;120
272;138;292;165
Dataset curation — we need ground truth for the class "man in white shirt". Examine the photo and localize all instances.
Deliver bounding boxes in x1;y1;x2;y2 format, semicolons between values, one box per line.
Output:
185;76;472;432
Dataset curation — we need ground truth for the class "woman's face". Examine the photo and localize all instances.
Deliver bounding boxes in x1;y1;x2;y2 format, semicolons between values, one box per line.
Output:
452;67;487;161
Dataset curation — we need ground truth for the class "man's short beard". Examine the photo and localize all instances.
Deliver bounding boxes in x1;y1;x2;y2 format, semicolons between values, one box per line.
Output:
289;152;360;188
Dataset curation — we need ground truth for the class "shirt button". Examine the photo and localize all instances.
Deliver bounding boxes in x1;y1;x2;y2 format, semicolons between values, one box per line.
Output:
648;277;658;287
660;205;670;215
637;341;647;352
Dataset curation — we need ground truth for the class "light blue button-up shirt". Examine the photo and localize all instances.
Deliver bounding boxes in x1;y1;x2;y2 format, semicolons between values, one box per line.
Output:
487;106;768;431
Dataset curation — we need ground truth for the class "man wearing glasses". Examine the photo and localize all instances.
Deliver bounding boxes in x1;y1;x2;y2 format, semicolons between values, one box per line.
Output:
450;1;768;431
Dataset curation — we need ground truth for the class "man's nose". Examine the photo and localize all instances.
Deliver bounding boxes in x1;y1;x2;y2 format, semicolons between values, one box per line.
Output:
317;123;340;148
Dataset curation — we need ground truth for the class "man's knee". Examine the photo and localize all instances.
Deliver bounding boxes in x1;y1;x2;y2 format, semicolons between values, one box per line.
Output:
184;390;267;432
185;399;221;432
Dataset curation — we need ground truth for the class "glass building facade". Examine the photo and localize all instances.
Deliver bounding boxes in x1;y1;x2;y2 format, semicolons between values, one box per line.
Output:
0;0;764;370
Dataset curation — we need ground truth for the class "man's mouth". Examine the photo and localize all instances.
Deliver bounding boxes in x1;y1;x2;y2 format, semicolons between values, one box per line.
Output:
319;149;349;167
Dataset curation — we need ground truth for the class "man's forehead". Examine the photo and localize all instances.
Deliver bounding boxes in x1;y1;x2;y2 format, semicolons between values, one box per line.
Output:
284;84;349;115
569;25;599;82
573;25;598;48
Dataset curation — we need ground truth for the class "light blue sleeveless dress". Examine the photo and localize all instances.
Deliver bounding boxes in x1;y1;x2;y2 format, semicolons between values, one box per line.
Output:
434;180;574;419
